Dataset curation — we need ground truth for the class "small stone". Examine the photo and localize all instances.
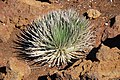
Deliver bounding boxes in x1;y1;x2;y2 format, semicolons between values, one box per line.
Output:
115;15;120;32
105;22;109;26
102;15;120;39
87;9;101;19
0;73;3;80
4;57;31;80
0;52;6;66
0;72;5;80
87;44;120;80
0;24;13;43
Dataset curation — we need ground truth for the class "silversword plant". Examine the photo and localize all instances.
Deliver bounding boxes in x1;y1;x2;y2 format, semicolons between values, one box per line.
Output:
17;9;95;67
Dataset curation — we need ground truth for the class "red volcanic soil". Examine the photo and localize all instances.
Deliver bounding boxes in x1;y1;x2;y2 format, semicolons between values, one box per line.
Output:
0;0;120;80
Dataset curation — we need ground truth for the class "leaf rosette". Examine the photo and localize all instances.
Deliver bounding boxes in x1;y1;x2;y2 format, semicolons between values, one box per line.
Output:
17;9;95;67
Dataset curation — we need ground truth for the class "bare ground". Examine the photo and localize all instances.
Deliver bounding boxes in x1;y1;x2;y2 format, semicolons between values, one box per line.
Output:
0;0;120;80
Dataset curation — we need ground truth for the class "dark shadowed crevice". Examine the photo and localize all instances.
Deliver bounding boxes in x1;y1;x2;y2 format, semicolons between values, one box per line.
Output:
79;75;92;80
1;0;8;4
110;17;115;27
38;73;62;80
38;75;48;80
83;12;89;19
0;66;6;74
79;74;97;80
1;0;6;2
86;35;120;62
50;74;58;80
103;35;120;49
50;73;62;80
86;45;101;62
62;59;80;70
36;0;51;4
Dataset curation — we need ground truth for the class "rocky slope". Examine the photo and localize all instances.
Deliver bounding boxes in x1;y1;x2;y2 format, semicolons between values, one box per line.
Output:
0;0;120;80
